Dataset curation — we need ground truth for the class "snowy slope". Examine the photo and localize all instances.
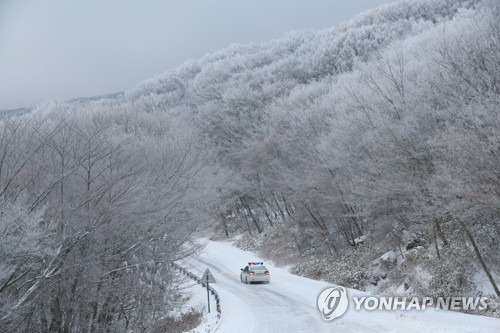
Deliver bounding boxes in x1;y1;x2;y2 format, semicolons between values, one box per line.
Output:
177;278;219;333
182;241;499;333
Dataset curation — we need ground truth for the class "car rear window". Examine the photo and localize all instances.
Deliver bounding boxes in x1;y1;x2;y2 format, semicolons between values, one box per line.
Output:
250;266;267;271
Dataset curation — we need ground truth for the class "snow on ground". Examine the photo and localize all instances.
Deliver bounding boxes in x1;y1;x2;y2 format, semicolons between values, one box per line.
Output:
174;276;220;333
180;240;500;333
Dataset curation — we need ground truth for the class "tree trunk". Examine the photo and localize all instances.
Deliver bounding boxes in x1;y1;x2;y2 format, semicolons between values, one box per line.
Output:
271;193;285;219
240;197;262;234
282;193;293;217
434;218;448;246
459;219;500;297
433;228;441;260
302;201;338;255
256;201;274;227
219;212;229;237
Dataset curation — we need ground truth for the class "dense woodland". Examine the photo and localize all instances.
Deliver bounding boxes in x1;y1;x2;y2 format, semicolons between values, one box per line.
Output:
1;0;499;331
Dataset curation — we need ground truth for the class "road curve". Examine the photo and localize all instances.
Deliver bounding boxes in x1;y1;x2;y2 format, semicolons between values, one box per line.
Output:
182;241;500;333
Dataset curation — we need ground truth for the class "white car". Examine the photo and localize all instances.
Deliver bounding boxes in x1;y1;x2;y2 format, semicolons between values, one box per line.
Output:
240;262;270;284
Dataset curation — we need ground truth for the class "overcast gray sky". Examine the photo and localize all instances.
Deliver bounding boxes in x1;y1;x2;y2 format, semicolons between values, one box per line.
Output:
0;0;396;110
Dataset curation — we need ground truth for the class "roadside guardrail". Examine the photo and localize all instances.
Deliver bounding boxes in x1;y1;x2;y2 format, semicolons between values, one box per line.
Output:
171;262;222;318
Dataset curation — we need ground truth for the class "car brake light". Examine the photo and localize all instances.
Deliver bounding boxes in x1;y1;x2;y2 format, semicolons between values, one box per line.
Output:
265;271;270;275
248;272;254;276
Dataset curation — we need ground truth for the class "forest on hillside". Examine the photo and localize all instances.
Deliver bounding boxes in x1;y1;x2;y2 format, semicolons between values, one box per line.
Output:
1;0;499;331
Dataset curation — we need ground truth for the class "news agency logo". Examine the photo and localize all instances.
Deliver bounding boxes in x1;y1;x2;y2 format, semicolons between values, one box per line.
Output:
317;287;492;321
317;286;349;321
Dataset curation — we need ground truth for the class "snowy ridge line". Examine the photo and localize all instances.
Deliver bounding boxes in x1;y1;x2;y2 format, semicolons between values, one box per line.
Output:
171;262;222;331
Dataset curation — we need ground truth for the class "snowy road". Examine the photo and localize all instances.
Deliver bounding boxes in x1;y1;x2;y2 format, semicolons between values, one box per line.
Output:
182;241;500;333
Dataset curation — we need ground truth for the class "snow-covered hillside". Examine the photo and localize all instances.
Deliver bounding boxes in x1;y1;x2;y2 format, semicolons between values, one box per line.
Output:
1;0;498;331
